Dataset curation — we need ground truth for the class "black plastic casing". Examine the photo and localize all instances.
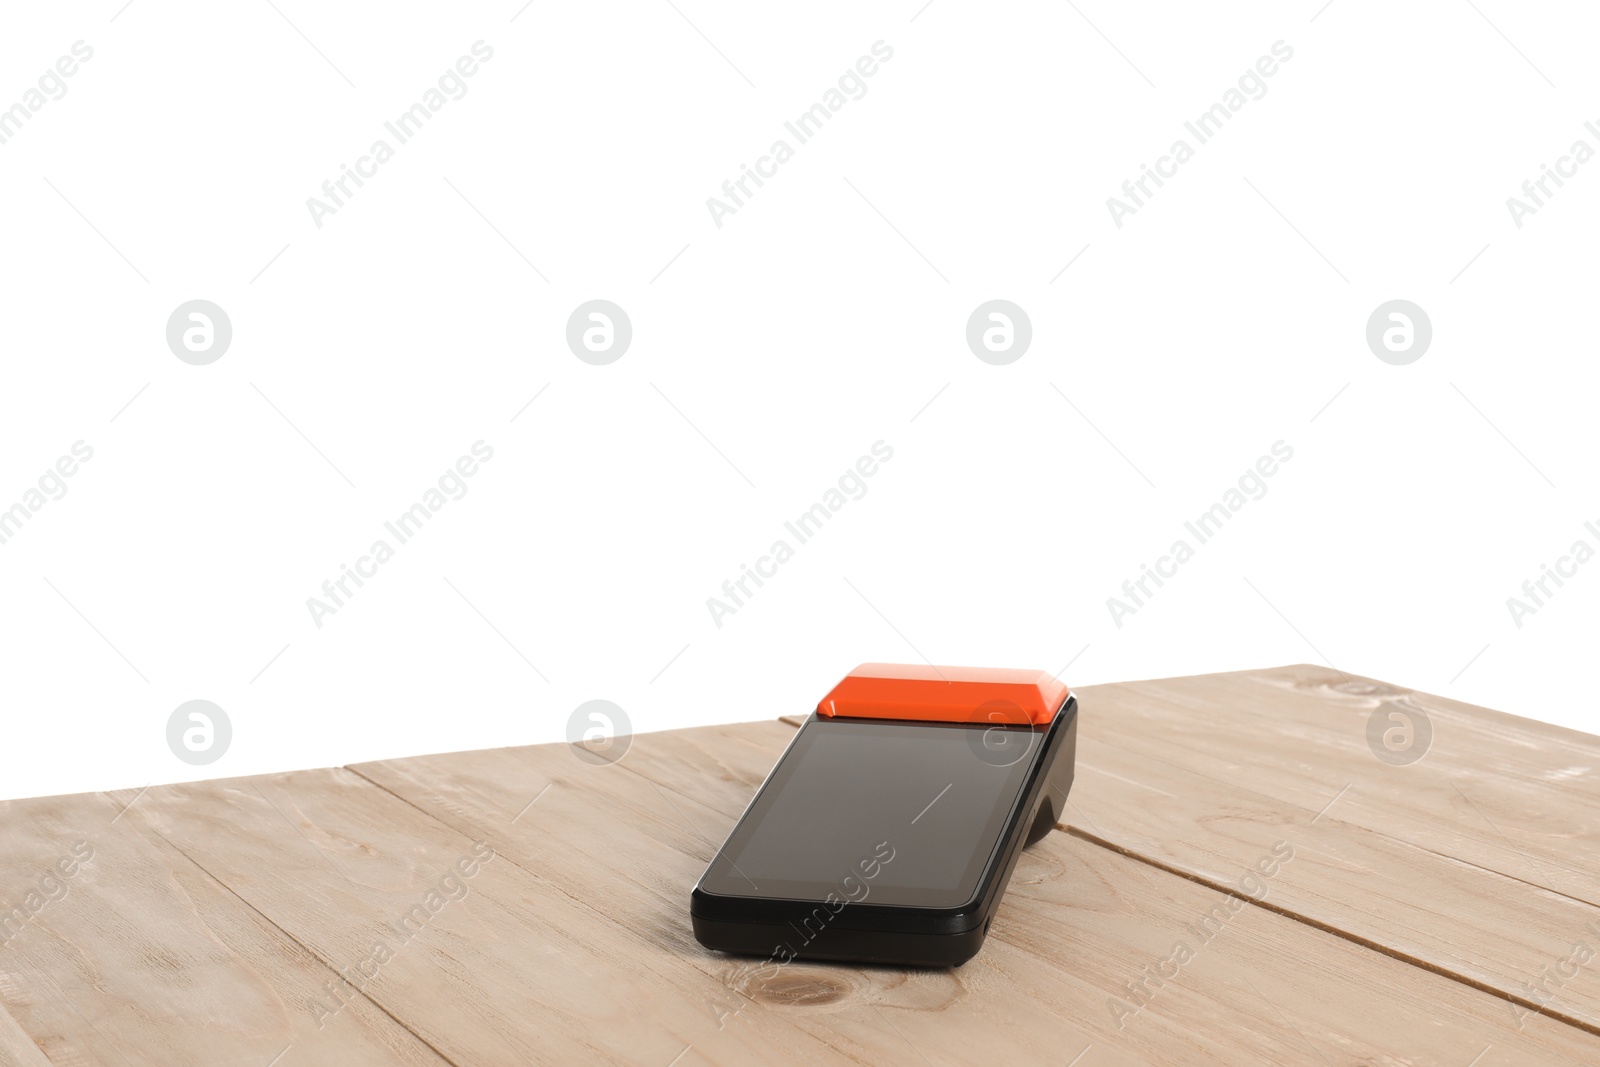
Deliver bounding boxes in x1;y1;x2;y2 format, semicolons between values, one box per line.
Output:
690;694;1077;967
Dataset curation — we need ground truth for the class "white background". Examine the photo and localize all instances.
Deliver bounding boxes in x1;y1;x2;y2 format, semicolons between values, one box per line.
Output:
2;1;1597;801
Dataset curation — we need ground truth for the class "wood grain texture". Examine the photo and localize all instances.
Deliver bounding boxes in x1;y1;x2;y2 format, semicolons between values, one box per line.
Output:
1;665;1597;1065
0;1002;50;1067
0;792;447;1067
354;713;1600;1064
1063;733;1600;1034
110;767;874;1066
350;724;1126;1067
1080;666;1600;907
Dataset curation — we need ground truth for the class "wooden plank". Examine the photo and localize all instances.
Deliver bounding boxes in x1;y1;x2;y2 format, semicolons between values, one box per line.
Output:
1248;664;1600;773
1126;664;1600;806
0;792;448;1067
111;768;905;1067
355;722;1600;1064
1066;733;1600;1035
0;1003;50;1067
1078;665;1600;908
995;832;1600;1065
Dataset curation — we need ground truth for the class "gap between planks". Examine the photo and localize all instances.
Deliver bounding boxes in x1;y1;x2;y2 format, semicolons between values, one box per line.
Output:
772;713;1600;1042
1066;825;1600;1040
92;789;470;1067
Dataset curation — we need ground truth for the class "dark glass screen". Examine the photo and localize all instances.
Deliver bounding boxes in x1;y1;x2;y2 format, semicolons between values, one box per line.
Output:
699;717;1041;908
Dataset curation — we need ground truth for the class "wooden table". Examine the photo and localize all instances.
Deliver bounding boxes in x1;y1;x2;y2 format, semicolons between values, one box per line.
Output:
2;664;1598;1065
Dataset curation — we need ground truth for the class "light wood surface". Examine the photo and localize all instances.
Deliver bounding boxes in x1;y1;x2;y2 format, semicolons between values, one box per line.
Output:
0;664;1596;1065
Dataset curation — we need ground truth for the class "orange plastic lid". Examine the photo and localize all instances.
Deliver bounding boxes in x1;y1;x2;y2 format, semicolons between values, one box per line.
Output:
816;663;1069;725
